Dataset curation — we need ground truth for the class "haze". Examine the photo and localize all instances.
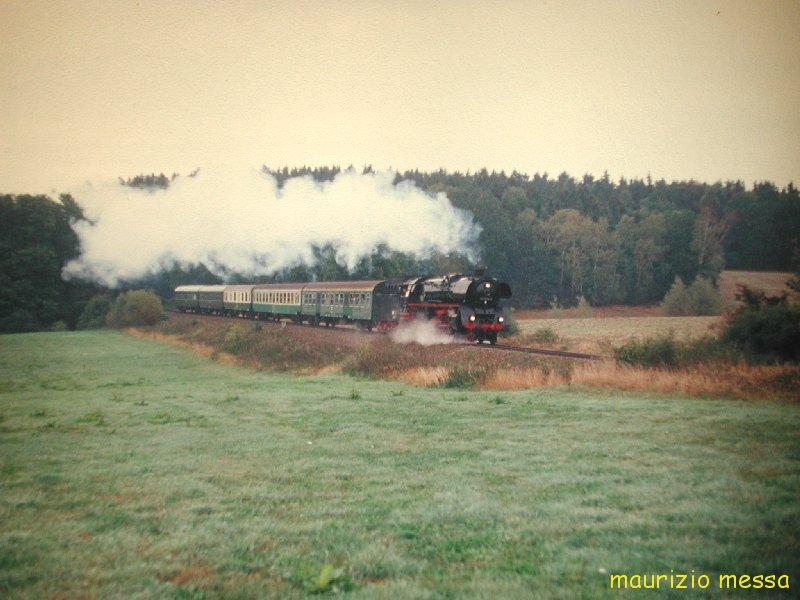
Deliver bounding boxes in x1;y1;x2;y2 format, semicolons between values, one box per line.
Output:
2;0;799;193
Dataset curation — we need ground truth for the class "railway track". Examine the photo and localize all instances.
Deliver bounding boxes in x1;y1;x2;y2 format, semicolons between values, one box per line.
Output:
168;310;602;361
487;344;601;361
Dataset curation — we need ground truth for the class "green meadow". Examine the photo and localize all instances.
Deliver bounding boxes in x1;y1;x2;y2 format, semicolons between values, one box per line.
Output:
1;331;798;598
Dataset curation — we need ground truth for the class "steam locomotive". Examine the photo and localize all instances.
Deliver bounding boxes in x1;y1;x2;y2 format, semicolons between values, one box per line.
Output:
174;272;511;343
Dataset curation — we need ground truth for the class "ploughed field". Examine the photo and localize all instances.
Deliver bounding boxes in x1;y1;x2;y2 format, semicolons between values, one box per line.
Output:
1;331;799;597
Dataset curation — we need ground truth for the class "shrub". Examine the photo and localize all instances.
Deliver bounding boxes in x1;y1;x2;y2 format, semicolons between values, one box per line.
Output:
661;277;722;316
499;310;519;337
441;365;489;388
661;277;690;315
575;296;594;317
221;324;251;354
51;321;68;332
722;289;800;362
615;335;679;368
686;277;723;316
105;290;163;328
527;327;559;344
615;334;735;368
77;294;112;329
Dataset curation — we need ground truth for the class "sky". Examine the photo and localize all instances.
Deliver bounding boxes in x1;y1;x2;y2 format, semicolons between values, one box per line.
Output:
1;0;799;193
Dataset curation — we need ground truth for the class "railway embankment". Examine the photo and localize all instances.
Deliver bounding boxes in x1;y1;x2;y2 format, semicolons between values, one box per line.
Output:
130;312;800;401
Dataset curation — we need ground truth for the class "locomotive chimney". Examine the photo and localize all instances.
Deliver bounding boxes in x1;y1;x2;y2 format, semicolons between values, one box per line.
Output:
474;264;486;277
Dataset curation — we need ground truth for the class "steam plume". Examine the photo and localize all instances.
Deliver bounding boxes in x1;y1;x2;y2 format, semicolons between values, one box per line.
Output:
390;318;455;346
65;168;480;284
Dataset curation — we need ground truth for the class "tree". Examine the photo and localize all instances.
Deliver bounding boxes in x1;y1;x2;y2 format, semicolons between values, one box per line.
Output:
0;194;85;332
106;290;163;328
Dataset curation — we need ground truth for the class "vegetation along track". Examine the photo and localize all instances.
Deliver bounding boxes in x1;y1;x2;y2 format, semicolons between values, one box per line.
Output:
168;310;601;361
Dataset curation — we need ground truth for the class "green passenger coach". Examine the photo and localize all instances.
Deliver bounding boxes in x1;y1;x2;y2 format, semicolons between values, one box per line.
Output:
301;280;387;328
174;285;201;311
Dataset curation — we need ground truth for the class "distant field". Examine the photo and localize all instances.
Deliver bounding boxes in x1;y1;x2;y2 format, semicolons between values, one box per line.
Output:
719;270;798;302
515;316;721;354
1;332;799;597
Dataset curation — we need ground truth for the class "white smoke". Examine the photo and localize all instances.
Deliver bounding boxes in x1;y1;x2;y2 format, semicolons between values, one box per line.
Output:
64;167;480;284
390;318;455;346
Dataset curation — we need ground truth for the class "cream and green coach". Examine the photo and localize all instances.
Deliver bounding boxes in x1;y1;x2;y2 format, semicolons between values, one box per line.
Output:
253;283;303;321
223;285;254;315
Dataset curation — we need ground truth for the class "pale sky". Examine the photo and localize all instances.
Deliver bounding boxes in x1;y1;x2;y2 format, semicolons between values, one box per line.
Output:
2;0;799;193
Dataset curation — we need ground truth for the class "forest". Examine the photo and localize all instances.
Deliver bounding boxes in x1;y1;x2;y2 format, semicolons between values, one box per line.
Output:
2;166;799;332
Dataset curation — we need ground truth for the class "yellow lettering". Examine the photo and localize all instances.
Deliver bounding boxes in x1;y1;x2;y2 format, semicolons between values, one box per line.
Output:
778;575;789;589
738;575;750;588
676;574;687;589
630;574;642;589
764;575;775;589
751;575;763;589
657;574;667;588
719;575;737;589
610;575;627;589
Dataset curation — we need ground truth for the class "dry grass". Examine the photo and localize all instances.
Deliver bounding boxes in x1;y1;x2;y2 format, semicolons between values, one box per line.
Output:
481;366;565;389
397;366;450;387
480;361;800;401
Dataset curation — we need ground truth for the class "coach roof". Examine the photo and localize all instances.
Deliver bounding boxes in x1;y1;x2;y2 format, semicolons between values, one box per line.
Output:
302;280;384;292
253;283;306;291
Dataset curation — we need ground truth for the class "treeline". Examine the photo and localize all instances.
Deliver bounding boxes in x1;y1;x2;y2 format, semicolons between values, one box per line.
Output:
263;166;800;306
0;194;102;332
2;166;799;332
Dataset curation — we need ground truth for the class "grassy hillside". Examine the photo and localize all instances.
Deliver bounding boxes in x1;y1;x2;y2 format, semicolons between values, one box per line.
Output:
1;332;799;597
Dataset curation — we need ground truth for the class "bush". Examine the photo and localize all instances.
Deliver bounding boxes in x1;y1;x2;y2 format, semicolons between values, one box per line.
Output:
722;289;800;362
575;296;594;317
527;327;559;344
499;309;519;337
686;277;723;315
615;335;679;367
661;277;722;316
614;334;733;368
441;365;489;388
51;320;68;332
221;324;251;354
105;290;163;328
77;294;112;329
661;277;689;315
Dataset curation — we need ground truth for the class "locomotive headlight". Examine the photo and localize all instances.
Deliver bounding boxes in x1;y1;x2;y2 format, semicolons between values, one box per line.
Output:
498;316;505;323
484;282;491;288
468;314;476;322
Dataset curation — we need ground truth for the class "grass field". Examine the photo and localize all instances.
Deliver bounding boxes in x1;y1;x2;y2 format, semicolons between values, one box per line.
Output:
2;332;799;598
